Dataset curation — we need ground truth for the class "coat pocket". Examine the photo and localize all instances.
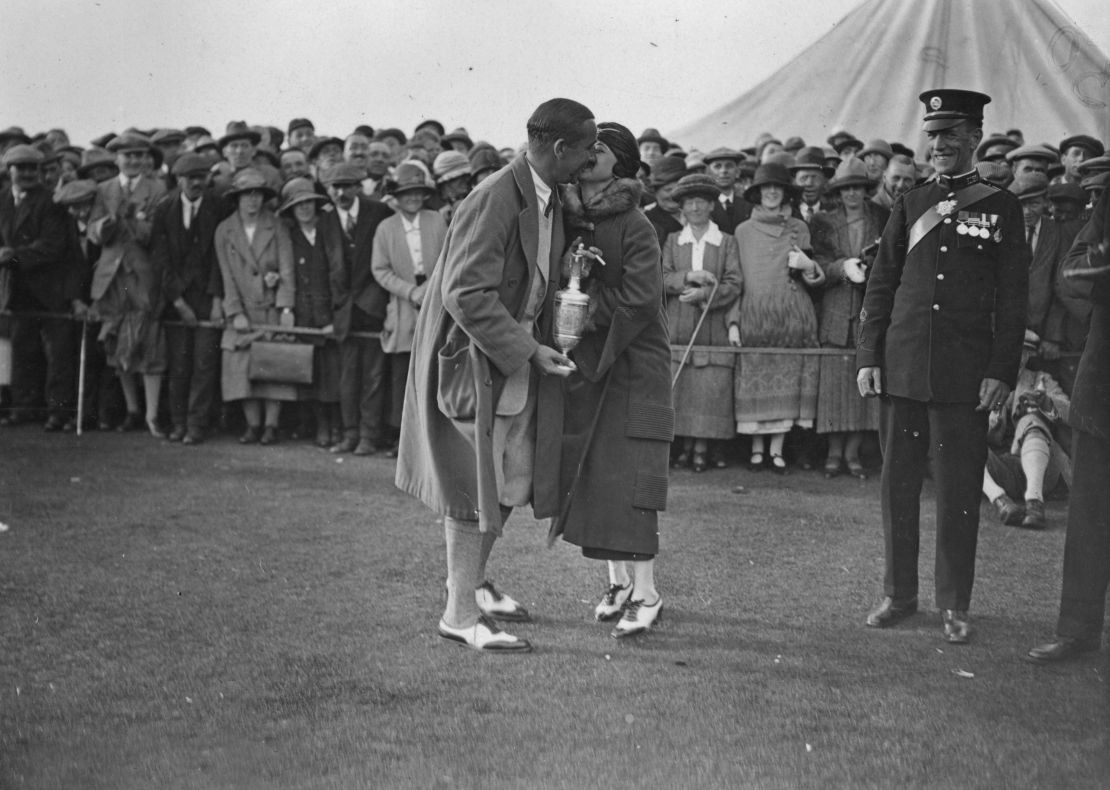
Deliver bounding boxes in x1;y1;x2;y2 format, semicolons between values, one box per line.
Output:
437;329;476;421
625;399;675;442
632;472;668;511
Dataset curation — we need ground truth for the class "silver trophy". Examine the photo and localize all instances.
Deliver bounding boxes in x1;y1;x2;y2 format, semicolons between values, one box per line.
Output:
552;245;592;355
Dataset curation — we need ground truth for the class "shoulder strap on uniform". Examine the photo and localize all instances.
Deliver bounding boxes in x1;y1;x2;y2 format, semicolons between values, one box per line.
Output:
907;183;995;253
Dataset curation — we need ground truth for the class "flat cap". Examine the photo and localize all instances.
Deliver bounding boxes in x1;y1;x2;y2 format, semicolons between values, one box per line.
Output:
1006;144;1058;164
1059;134;1104;157
172;152;213;177
3;144;44;167
54;179;99;205
320;161;367;185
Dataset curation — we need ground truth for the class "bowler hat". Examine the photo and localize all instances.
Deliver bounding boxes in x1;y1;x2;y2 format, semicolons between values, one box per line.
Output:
637;128;669;149
172;152;213;178
76;148;119;178
106;132;152;154
218;121;261;150
320;162;367;186
1006;144;1057;164
975;134;1019;161
0;126;31;146
790;146;834;178
1011;172;1049;201
826;130;856;149
702;147;743;165
1059;134;1104;158
825;159;875;192
441;127;474;150
671;174;721;203
54;179;98;206
919;89;991;132
389;162;436;197
649;155;687;187
415;119;446;137
432;150;471;184
287;117;314;136
743;163;800;204
1047;181;1088;205
225;167;276;200
2;144;44;167
308;136;344;162
859;139;893;160
278;177;329;214
468;147;503;181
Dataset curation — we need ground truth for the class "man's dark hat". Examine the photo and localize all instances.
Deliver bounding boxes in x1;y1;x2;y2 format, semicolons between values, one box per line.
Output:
1077;155;1110;177
919;89;991;132
0;126;32;145
832;135;864;155
649;155;687;187
218;121;261;149
309;136;344;161
702;147;744;165
77;148;119;178
90;132;117;149
1059;134;1105;158
890;142;916;160
1011;172;1049;201
320;162;367;186
1047;181;1088;205
789;146;834;178
172;152;213;177
441;128;474;150
184;125;211;138
415;119;446;137
287;118;315;136
54;179;99;206
352;124;375;140
637;127;669;149
783;136;806;153
374;127;408;146
106;132;152;153
468;147;503;180
151;128;186;146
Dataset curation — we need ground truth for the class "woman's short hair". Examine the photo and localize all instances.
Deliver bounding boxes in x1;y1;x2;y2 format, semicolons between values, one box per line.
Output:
527;98;594;147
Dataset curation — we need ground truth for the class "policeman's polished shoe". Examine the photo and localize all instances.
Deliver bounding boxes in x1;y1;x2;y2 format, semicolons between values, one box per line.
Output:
475;581;531;622
1022;499;1047;530
595;583;633;621
612;596;663;638
942;609;971;644
1026;636;1100;665
865;596;918;628
437;615;532;653
992;494;1025;527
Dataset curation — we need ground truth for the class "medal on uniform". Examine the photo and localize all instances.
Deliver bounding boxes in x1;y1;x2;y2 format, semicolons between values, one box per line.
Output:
956;210;968;235
936;199;957;217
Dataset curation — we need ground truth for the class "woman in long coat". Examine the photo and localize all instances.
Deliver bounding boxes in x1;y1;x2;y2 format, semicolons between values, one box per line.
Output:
662;174;742;471
215;168;296;445
371;162;447;442
811;159;889;477
554;122;674;639
278;177;345;447
729;163;824;473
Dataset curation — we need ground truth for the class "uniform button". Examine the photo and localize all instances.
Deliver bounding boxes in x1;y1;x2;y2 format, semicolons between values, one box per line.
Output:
940;246;948;252
977;245;983;250
932;304;940;311
948;192;956;198
937;273;944;280
944;218;952;224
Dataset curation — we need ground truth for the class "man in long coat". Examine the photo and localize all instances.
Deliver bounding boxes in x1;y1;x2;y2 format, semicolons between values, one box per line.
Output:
396;98;597;653
857;90;1029;644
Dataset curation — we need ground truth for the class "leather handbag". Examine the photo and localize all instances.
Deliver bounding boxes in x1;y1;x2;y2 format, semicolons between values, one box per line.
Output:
248;339;314;385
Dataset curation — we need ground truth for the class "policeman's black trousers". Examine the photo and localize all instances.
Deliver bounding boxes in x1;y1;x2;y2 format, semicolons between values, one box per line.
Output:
165;324;221;432
879;395;987;610
1055;429;1110;640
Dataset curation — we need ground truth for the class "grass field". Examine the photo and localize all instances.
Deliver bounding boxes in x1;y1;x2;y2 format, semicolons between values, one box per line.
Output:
1;427;1107;789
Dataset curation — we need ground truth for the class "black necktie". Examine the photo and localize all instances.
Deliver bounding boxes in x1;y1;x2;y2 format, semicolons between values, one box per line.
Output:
1027;224;1035;245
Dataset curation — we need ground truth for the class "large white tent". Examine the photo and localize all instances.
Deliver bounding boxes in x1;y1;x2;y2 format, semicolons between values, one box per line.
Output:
670;0;1110;154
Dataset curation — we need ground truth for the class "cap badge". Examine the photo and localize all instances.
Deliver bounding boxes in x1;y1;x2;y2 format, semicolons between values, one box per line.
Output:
930;96;943;110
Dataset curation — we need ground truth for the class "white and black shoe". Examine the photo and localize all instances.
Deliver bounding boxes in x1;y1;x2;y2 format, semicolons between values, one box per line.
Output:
594;583;633;621
612;597;663;639
475;580;532;622
437;615;532;652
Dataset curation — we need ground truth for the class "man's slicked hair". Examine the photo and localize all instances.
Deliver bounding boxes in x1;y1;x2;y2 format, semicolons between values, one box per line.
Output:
527;98;594;147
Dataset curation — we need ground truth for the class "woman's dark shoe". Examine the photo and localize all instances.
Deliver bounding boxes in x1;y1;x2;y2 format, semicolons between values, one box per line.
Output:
671;452;690;470
691;452;708;473
239;426;261;444
116;412;142;432
770;454;788;475
748;452;764;472
594;583;633;621
146;417;166;439
259;426;278;446
823;457;843;478
846;458;868;479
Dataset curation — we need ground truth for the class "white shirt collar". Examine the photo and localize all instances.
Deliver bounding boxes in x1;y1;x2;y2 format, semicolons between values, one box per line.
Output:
401;212;421;232
677;221;723;246
119;173;139;190
526;159;553;215
718;189;735;204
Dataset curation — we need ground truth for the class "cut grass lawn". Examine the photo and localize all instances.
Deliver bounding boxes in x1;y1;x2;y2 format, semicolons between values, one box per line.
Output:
1;427;1107;789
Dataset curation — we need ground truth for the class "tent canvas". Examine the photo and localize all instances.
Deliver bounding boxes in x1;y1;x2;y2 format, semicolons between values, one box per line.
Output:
670;0;1110;155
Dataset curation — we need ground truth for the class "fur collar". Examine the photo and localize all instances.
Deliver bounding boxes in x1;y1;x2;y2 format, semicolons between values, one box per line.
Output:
561;178;643;230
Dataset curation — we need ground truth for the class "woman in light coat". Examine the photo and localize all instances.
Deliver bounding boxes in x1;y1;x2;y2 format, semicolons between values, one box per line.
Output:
215;168;296;445
371;163;447;439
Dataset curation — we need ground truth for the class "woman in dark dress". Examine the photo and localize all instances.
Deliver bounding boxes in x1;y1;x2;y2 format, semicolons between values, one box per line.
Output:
553;122;674;638
278;177;344;446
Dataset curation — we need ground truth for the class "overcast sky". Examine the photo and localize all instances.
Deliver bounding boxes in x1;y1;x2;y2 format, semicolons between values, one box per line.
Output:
1;0;1106;150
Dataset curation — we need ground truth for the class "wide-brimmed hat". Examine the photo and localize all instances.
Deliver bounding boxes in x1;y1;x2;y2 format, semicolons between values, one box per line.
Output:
308;136;344;161
441;127;474;150
389;162;436;197
637;127;669;149
859;139;893;160
218;121;261;150
671;174;721;203
1006;144;1057;164
468;147;503;181
54;179;99;206
2;144;45;167
826;158;876;192
975;134;1019;161
320;161;366;186
789;146;834;178
1059;134;1104;158
172;152;213;178
225;167;276;200
1047;181;1088;205
106;132;152;154
76;148;119;178
1011;172;1049;201
649;155;687;187
278;177;328;214
433;150;471;184
743;163;800;204
702;147;743;165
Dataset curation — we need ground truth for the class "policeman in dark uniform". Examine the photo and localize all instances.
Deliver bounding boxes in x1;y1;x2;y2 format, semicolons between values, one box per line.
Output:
856;89;1029;644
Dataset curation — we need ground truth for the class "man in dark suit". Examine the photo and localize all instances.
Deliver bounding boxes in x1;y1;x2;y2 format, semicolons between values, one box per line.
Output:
0;144;75;429
705;148;753;233
857;90;1029;644
150;152;227;444
1027;191;1110;663
321;162;394;455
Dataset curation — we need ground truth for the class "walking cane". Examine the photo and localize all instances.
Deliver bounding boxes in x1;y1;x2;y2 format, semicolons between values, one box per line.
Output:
671;279;720;389
76;316;88;436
